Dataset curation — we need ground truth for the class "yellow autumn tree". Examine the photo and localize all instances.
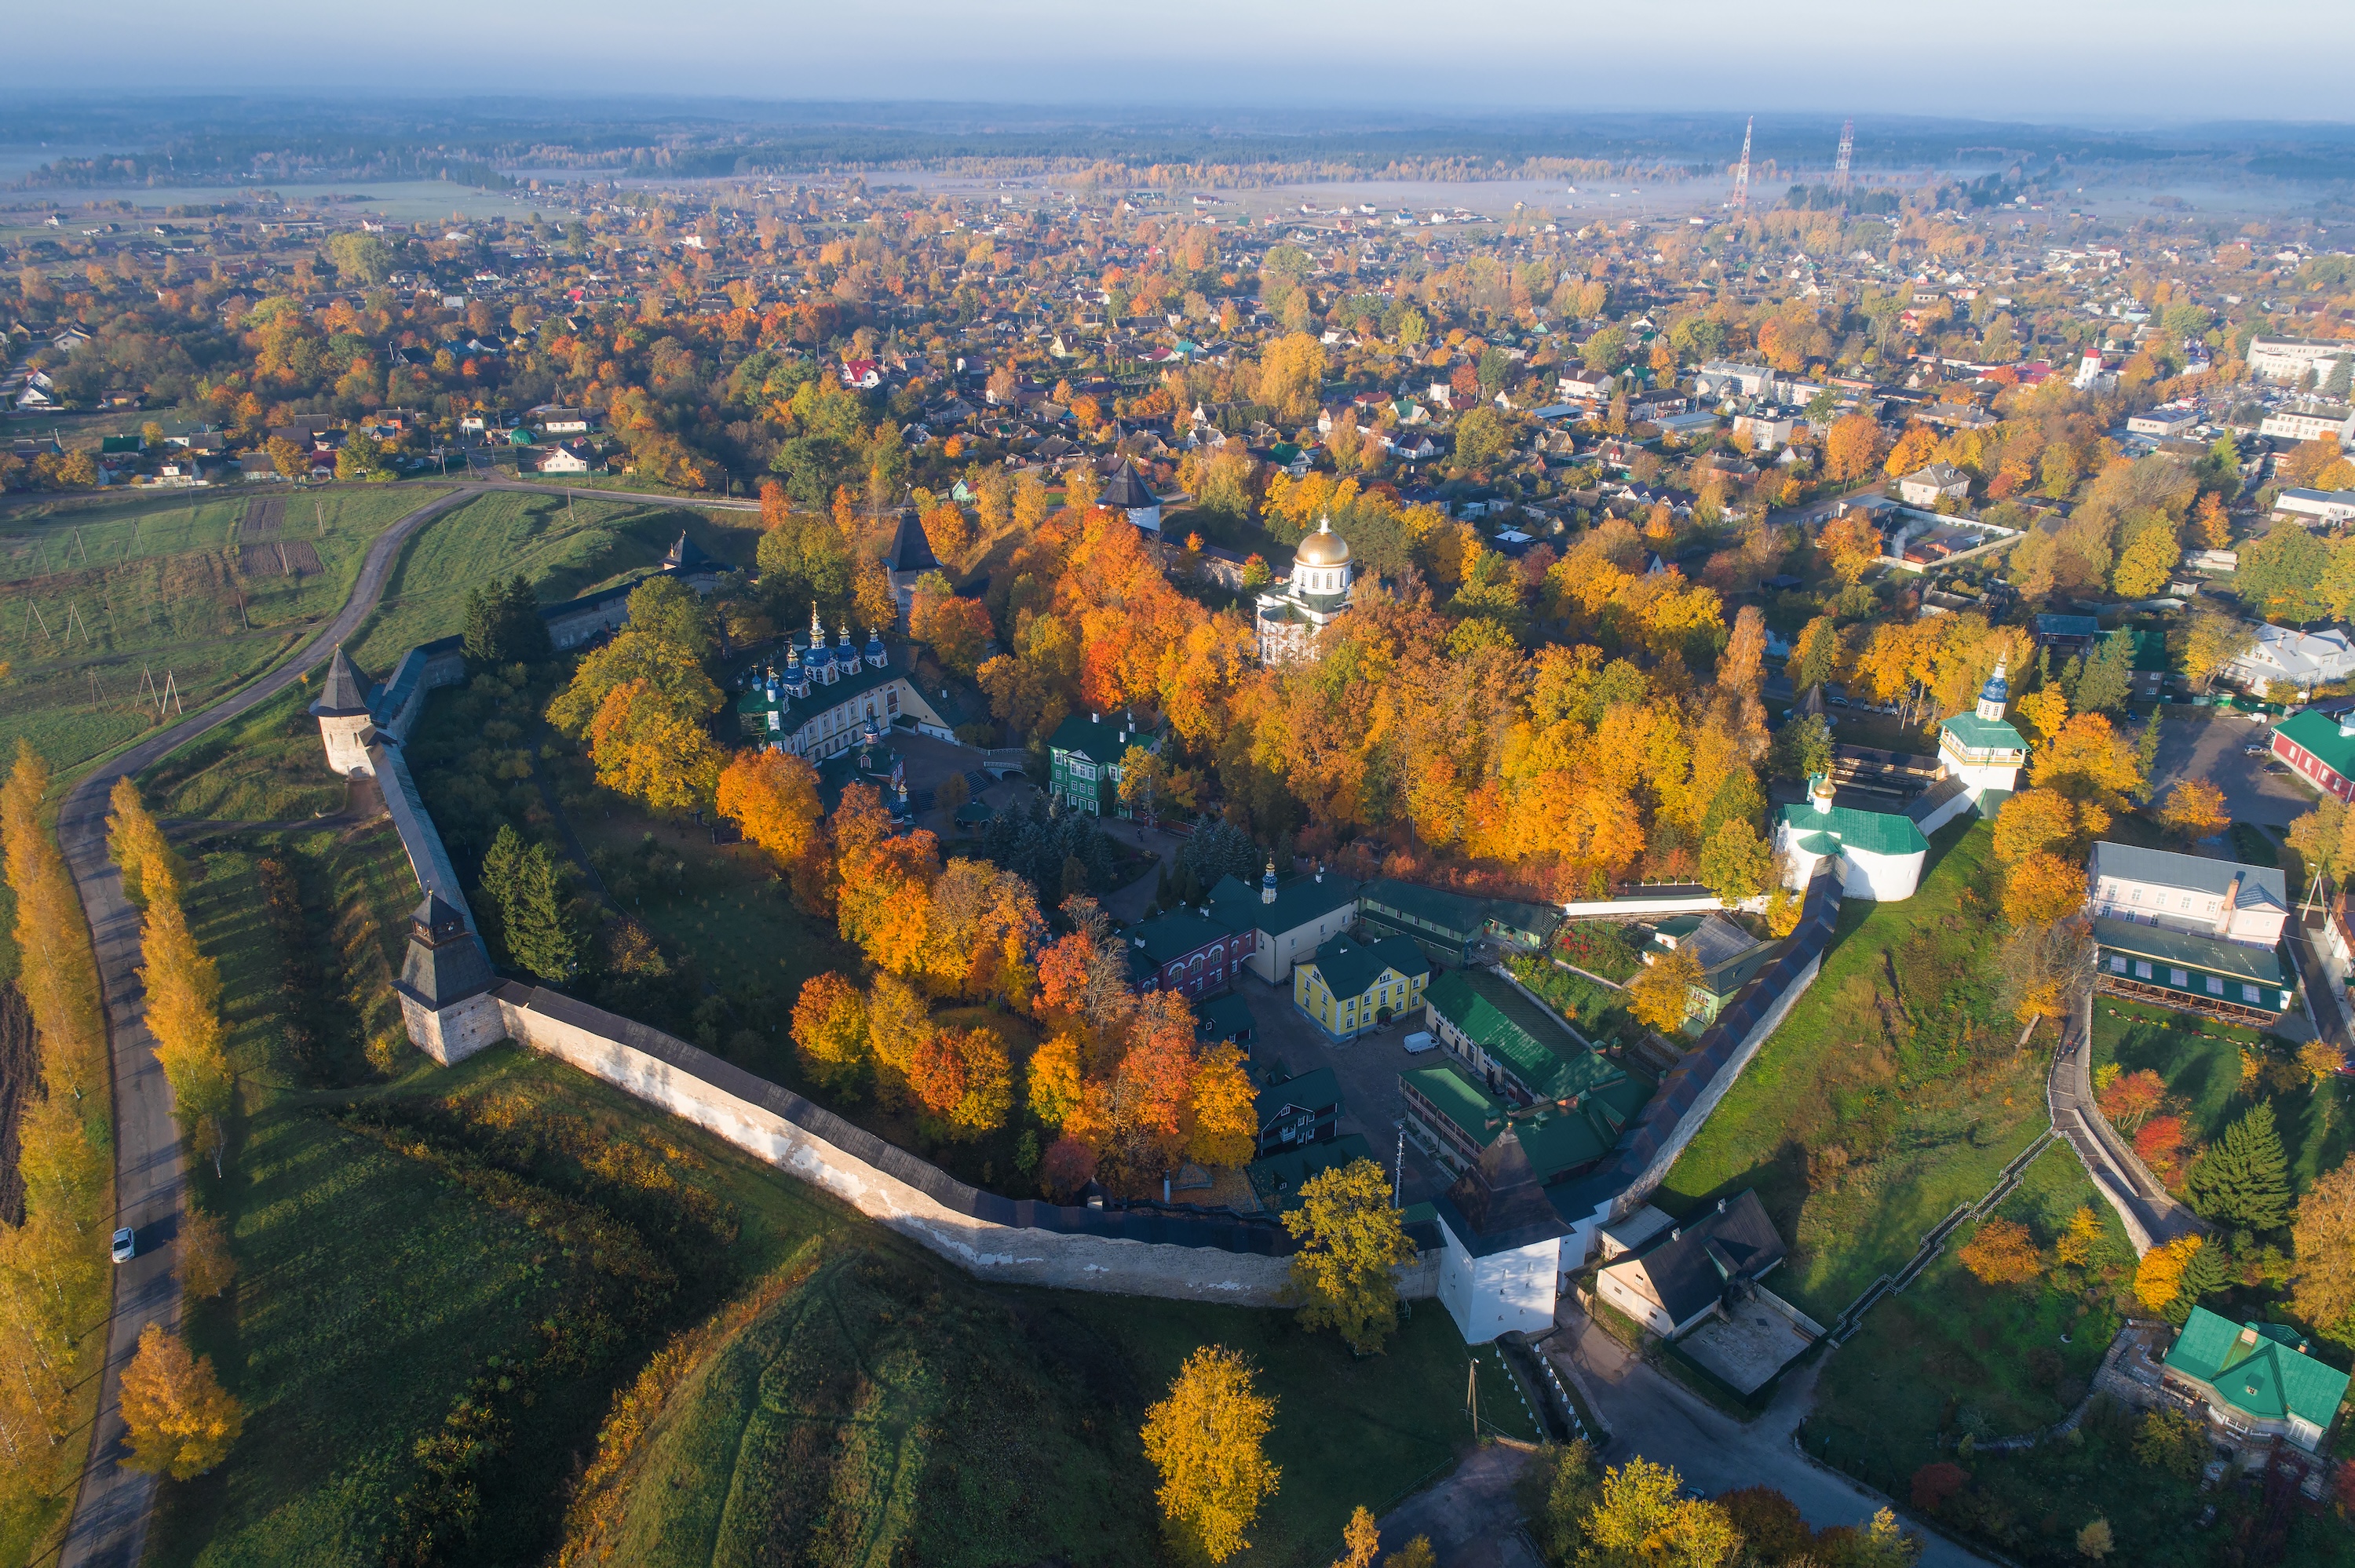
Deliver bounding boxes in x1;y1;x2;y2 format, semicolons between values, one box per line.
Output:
2157;780;2229;842
2053;1205;2104;1270
1281;1158;1419;1353
1627;947;1701;1035
585;679;727;812
2003;851;2087;928
2134;1234;2203;1312
119;1323;244;1479
716;748;823;866
1141;1346;1281;1563
107;774;184;908
1187;1043;1258;1167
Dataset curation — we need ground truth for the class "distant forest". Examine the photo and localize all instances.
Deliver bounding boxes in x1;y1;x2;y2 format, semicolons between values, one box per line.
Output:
8;97;2355;189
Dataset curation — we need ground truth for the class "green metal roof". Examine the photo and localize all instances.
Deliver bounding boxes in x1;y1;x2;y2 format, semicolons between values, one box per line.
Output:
1402;1061;1507;1145
1940;712;2028;753
1776;800;1930;859
1302;935;1428;1001
2165;1307;2349;1431
2276;709;2355;782
1247;1132;1377;1213
1402;1061;1645;1182
1207;870;1361;939
1426;969;1623;1103
1254;1066;1340;1127
1130;910;1232;967
1048;711;1152;765
2090;917;2287;987
1357;877;1562;947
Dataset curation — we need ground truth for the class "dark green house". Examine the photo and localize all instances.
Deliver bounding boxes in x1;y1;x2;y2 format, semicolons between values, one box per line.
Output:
1046;711;1159;817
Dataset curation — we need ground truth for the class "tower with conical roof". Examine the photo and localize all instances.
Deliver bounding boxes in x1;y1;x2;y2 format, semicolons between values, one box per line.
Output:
1101;456;1161;533
311;645;378;779
882;508;942;629
1432;1121;1572;1344
393;890;501;1063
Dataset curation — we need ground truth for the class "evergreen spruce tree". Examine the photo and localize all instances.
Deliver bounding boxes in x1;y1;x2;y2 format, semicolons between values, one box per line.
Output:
2170;1238;2229;1324
2133;708;2163;804
503;840;582;983
2186;1099;2293;1232
2075;633;2135;715
461;582;498;665
476;824;526;961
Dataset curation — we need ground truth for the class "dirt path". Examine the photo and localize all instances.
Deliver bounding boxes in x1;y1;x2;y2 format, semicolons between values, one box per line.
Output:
53;485;469;1568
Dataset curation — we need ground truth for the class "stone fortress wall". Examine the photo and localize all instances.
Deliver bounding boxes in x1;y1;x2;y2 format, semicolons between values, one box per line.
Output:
338;560;1817;1311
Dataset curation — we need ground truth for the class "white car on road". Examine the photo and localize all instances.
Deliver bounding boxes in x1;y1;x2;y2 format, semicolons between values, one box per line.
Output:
110;1227;134;1264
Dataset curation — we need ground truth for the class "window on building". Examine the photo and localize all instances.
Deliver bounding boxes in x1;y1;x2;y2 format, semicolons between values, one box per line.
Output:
2242;984;2263;1005
2134;961;2153;980
2109;955;2127;973
2130;888;2143;903
2170;968;2189;988
2206;977;2224;996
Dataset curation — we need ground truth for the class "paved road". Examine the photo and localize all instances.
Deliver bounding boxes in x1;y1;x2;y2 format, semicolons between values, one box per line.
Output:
1545;1307;1996;1568
2150;709;2309;828
54;485;475;1568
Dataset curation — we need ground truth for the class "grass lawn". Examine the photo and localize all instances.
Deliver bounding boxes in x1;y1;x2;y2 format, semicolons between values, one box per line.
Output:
0;485;432;781
153;815;1529;1568
1807;1146;2355;1565
1653;819;2050;1323
2090;998;2355;1191
341;489;755;673
585;1250;1531;1568
149;823;861;1567
137;680;353;822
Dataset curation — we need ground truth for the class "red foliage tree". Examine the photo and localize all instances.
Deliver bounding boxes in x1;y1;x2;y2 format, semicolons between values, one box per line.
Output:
1040;1136;1099;1199
1911;1461;1970;1512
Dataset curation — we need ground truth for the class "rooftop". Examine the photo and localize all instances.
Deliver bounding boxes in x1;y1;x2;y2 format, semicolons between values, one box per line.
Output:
1426;969;1623;1104
1303;934;1429;1000
1776;798;1930;860
2089;841;2286;910
1207;869;1361;939
2090;917;2287;989
2165;1307;2349;1431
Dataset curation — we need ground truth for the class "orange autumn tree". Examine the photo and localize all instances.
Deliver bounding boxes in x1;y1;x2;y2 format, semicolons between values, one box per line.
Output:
1958;1218;2043;1286
1024;898;1258;1191
831;782;943;976
789;970;868;1088
715;748;829;908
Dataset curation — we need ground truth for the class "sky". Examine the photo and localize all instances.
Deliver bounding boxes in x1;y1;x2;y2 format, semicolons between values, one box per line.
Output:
14;0;2355;123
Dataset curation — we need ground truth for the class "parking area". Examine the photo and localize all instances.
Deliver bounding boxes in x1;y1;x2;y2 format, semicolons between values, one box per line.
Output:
2150;710;2315;828
1236;970;1455;1208
1678;1300;1816;1395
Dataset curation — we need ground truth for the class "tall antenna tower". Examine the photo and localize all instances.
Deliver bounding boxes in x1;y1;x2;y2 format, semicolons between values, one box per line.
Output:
1833;118;1854;195
1733;117;1754;210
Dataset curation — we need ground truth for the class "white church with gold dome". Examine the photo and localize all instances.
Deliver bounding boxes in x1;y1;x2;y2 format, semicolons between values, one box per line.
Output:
1257;516;1355;664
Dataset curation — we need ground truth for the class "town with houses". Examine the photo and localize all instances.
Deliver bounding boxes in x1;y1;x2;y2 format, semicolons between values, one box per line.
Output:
7;90;2355;1568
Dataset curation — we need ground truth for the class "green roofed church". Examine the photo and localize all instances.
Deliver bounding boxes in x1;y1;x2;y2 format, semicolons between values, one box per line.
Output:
2163;1307;2349;1453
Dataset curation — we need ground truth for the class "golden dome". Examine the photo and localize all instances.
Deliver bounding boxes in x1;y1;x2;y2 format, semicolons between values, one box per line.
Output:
1294;516;1352;567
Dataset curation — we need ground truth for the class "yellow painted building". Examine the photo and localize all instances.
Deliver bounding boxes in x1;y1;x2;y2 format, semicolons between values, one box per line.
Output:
1293;934;1433;1041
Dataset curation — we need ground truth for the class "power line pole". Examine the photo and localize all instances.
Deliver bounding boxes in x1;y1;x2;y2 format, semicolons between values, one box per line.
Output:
1733;117;1754;212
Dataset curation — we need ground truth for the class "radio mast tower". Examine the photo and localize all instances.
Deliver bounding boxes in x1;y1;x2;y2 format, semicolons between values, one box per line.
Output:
1833;118;1855;195
1733;117;1753;210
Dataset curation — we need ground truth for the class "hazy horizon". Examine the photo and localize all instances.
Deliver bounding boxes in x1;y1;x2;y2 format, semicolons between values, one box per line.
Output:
11;0;2354;123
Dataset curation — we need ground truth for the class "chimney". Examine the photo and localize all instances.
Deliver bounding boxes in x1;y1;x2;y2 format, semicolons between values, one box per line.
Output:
1716;1197;1727;1214
2215;874;2240;935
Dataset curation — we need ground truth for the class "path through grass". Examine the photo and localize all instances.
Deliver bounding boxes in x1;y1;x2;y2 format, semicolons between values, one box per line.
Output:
1656;819;2050;1322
